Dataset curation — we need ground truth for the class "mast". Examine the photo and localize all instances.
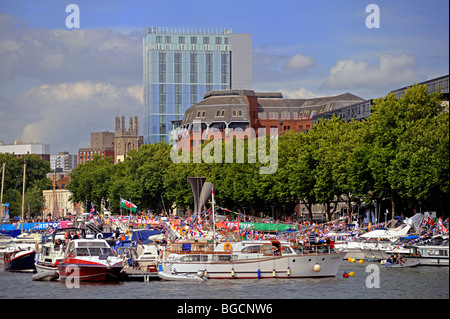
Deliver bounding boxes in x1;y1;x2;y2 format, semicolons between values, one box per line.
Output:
212;189;216;244
0;163;5;219
21;163;26;232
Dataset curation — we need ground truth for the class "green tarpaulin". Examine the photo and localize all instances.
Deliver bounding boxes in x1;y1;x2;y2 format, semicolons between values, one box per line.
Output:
239;222;297;232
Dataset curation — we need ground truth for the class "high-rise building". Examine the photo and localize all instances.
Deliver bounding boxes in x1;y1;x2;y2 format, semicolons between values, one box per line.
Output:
143;27;252;144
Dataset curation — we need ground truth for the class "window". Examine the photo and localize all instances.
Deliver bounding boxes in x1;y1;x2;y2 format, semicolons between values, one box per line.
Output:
258;112;267;119
238;110;243;116
293;112;298;119
241;245;263;254
232;109;237;117
221;110;225;117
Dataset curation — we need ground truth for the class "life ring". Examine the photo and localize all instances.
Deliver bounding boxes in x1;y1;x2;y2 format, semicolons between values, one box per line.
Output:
223;243;232;252
96;233;103;239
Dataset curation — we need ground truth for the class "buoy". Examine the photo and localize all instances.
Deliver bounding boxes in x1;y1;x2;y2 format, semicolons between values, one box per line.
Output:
348;257;352;262
351;258;356;263
359;259;364;264
272;269;276;277
343;272;349;278
287;267;291;276
349;271;355;277
313;264;321;272
231;268;235;277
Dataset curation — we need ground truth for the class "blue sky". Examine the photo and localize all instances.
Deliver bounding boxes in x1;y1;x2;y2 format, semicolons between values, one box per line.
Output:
0;0;448;154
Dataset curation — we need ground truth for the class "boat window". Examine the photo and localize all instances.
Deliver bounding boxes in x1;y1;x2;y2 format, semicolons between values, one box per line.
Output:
180;255;208;262
75;248;89;256
425;249;448;257
281;246;294;255
264;244;273;256
212;254;233;262
241;245;263;254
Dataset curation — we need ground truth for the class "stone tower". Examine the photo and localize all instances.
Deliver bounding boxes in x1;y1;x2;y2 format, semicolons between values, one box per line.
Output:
114;115;143;164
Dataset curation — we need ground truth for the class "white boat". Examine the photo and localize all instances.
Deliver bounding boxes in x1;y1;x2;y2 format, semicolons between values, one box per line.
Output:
161;234;345;279
35;227;84;274
158;269;207;282
402;244;449;266
336;224;412;260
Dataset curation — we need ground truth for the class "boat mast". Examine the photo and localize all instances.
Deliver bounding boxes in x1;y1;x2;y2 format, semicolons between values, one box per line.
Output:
21;163;26;232
0;162;5;219
212;189;216;245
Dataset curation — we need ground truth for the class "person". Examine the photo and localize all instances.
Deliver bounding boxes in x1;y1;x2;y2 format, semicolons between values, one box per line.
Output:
386;255;393;266
392;254;397;264
397;254;405;265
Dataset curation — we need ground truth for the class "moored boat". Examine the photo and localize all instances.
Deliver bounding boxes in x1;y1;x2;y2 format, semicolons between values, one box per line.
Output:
35;227;84;274
162;234;345;279
3;248;36;272
57;239;125;282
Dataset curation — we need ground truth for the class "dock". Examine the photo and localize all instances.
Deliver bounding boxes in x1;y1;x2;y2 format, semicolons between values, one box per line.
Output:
123;268;160;281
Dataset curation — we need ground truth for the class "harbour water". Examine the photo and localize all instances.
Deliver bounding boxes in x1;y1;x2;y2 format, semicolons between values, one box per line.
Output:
1;261;448;299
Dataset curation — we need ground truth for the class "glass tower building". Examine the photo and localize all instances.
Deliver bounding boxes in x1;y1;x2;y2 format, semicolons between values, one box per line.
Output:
143;27;252;144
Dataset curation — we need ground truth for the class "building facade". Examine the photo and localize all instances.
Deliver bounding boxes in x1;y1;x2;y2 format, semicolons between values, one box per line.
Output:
78;131;114;165
114;116;144;164
173;89;365;147
50;151;78;172
0;142;51;162
143;27;252;144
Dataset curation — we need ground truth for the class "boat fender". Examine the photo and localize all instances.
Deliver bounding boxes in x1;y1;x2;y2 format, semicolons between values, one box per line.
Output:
223;243;232;252
257;269;261;278
231;268;235;277
96;233;103;239
272;269;276;278
313;264;321;272
287;267;291;276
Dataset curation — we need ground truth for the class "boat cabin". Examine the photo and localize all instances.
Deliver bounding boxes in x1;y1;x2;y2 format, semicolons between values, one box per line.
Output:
65;239;115;258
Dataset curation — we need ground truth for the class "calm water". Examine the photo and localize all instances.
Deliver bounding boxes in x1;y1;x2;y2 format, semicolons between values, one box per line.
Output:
0;261;448;300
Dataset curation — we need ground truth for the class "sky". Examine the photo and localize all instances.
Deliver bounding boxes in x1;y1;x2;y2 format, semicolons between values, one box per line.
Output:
0;0;448;155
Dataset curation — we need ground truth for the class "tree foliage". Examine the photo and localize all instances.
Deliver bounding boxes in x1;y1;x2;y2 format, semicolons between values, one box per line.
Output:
66;84;449;219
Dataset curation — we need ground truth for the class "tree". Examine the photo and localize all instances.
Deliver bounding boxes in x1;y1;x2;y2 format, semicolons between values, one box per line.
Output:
67;155;114;212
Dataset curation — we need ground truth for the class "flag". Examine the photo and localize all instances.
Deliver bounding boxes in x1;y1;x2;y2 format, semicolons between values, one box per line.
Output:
90;203;95;218
120;198;137;213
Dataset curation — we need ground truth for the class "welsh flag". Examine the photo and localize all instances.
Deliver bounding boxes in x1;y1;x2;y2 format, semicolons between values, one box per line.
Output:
120;198;137;213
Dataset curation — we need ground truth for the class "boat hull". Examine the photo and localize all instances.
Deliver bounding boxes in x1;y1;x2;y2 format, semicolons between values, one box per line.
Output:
164;252;346;279
3;250;36;272
57;259;124;282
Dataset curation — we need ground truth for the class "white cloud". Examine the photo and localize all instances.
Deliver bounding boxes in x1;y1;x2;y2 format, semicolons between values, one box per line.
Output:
1;81;143;153
325;53;421;91
280;87;324;99
283;54;317;71
0;14;142;87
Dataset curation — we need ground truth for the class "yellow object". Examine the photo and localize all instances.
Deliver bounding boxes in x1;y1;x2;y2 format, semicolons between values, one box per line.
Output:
349;271;355;277
313;264;321;272
350;258;356;263
348;257;353;262
359;259;364;264
223;243;232;251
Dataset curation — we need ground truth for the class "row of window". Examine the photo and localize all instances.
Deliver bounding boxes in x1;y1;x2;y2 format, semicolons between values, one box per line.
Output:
156;35;229;46
258;111;313;120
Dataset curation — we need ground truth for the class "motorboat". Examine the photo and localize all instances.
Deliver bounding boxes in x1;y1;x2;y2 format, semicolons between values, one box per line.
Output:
402;242;449;266
57;239;125;282
161;234;345;279
3;247;36;272
336;224;412;260
385;260;420;268
2;231;42;272
35;227;84;274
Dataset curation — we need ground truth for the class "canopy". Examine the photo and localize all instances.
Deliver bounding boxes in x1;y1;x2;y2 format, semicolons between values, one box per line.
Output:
239;222;297;232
